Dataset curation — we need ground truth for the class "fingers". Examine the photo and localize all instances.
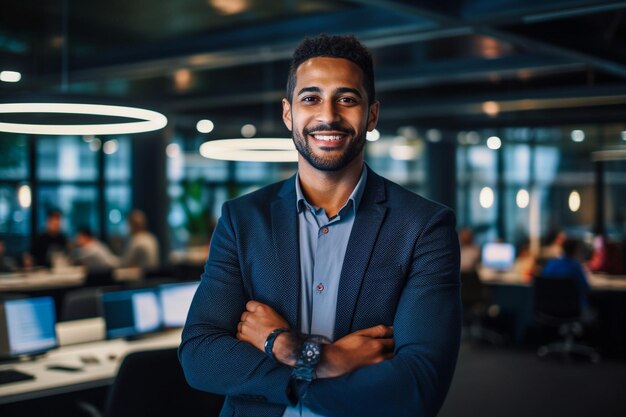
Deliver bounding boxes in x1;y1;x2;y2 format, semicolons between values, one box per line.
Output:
236;321;245;341
239;301;264;322
376;351;395;362
357;324;394;338
246;300;265;312
377;338;395;352
237;319;245;334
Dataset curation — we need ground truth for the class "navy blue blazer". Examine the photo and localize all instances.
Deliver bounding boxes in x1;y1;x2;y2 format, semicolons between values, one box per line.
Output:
180;166;461;417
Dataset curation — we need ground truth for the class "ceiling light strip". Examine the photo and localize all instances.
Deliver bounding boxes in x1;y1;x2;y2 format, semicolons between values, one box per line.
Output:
199;138;297;162
0;103;167;135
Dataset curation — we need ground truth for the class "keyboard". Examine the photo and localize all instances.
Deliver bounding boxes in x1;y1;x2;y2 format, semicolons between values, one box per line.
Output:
0;369;35;385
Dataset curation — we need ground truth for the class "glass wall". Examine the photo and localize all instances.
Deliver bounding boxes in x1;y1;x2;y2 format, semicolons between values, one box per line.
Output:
165;129;430;249
2;122;623;265
456;125;626;257
166;133;298;250
0;134;31;258
0;133;132;262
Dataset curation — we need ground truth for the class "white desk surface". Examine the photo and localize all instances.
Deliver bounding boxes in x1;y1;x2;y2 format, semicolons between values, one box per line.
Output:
478;267;626;291
0;329;181;405
0;267;143;292
0;268;85;292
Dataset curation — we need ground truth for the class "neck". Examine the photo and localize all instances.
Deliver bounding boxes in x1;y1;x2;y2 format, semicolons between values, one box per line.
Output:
297;156;363;218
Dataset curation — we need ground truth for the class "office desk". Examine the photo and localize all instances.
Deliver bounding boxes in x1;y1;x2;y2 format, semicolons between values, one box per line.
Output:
0;268;85;292
588;273;626;291
476;268;626;355
0;330;181;405
0;267;144;293
478;267;626;291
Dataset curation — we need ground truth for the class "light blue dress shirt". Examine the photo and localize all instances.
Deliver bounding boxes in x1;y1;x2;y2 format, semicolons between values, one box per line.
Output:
282;167;367;417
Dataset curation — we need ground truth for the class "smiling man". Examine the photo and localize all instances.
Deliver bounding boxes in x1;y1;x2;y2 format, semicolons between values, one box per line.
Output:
180;34;461;417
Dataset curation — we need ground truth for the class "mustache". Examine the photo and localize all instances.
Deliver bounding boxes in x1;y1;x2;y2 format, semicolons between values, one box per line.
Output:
303;123;355;136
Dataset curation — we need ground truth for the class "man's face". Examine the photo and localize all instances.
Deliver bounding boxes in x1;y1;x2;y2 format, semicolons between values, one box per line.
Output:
76;233;88;247
47;214;62;234
282;57;379;172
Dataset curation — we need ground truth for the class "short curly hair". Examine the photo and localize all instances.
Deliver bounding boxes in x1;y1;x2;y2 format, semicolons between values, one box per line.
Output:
286;34;376;104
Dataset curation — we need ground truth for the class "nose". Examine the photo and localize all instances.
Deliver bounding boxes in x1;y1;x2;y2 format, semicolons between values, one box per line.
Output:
316;100;340;124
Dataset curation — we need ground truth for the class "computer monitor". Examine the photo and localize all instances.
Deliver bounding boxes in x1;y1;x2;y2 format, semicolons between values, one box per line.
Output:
158;282;199;328
0;296;58;358
481;242;516;271
101;288;161;339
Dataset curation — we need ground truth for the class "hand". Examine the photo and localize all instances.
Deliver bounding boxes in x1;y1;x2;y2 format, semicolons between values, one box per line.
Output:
236;300;290;352
317;325;394;379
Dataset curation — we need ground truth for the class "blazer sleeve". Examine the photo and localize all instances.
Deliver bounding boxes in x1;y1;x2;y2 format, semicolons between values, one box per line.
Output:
178;202;293;405
300;207;462;417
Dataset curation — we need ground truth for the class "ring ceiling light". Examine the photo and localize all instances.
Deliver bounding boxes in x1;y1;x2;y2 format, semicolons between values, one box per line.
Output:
0;103;168;135
200;138;298;162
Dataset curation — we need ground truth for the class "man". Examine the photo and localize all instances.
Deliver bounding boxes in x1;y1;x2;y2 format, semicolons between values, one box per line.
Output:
180;34;461;417
540;230;566;261
31;209;69;267
71;227;119;271
119;209;160;271
542;238;591;313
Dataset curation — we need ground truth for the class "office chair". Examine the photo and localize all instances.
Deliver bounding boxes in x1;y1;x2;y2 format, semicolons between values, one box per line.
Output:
533;276;600;363
460;270;504;345
143;264;176;281
84;269;116;287
103;348;223;417
61;287;103;321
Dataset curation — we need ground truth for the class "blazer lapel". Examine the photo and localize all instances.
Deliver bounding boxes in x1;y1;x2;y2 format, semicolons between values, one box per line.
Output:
334;168;387;339
270;178;300;329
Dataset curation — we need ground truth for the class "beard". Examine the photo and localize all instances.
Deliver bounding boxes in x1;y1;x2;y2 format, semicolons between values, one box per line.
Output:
292;122;365;172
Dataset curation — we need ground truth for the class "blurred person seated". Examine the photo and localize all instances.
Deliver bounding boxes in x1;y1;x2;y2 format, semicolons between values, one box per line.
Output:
540;230;566;261
459;227;481;273
0;239;17;272
120;209;160;271
541;238;593;321
587;234;623;274
30;209;69;267
71;226;119;271
513;241;537;282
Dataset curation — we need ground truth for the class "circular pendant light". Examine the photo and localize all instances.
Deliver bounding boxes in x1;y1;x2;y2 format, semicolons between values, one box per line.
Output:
200;138;297;162
0;103;167;135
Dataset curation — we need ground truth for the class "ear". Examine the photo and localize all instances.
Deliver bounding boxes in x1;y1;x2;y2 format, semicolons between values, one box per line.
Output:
282;98;293;131
366;101;380;132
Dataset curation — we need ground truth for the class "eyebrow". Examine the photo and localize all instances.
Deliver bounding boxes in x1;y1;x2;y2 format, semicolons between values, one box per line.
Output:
297;86;321;96
296;86;363;98
336;87;362;98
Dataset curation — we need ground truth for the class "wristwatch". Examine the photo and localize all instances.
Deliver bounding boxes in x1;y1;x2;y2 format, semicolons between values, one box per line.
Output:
292;335;331;382
264;328;290;361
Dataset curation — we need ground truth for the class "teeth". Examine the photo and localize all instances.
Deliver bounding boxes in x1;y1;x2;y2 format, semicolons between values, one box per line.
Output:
313;134;343;141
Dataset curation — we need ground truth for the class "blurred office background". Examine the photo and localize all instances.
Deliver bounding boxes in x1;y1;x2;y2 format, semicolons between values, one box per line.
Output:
1;1;626;416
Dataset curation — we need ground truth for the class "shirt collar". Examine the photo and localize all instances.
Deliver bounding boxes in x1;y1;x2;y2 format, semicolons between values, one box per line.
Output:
295;165;368;217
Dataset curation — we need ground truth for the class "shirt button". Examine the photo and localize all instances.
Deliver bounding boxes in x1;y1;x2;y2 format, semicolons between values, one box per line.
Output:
321;226;329;234
316;283;325;293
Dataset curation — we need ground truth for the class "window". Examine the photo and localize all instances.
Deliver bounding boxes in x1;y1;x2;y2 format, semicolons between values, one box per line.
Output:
0;134;31;258
0;133;132;261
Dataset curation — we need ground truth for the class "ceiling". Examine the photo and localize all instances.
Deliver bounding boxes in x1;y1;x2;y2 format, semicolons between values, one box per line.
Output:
2;0;626;138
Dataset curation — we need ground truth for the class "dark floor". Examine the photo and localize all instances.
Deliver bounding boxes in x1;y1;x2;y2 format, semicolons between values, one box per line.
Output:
439;342;626;417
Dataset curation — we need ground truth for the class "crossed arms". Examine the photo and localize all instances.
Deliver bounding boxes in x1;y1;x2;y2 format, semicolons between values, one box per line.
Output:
237;300;394;378
179;201;461;417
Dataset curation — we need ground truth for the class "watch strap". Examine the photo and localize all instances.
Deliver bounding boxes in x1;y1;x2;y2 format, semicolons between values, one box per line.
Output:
291;334;331;382
264;328;290;361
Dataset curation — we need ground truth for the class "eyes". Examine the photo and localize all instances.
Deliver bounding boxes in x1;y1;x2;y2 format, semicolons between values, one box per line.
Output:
299;95;359;106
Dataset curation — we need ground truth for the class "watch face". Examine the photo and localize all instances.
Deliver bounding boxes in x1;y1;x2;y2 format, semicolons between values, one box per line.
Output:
302;341;322;365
